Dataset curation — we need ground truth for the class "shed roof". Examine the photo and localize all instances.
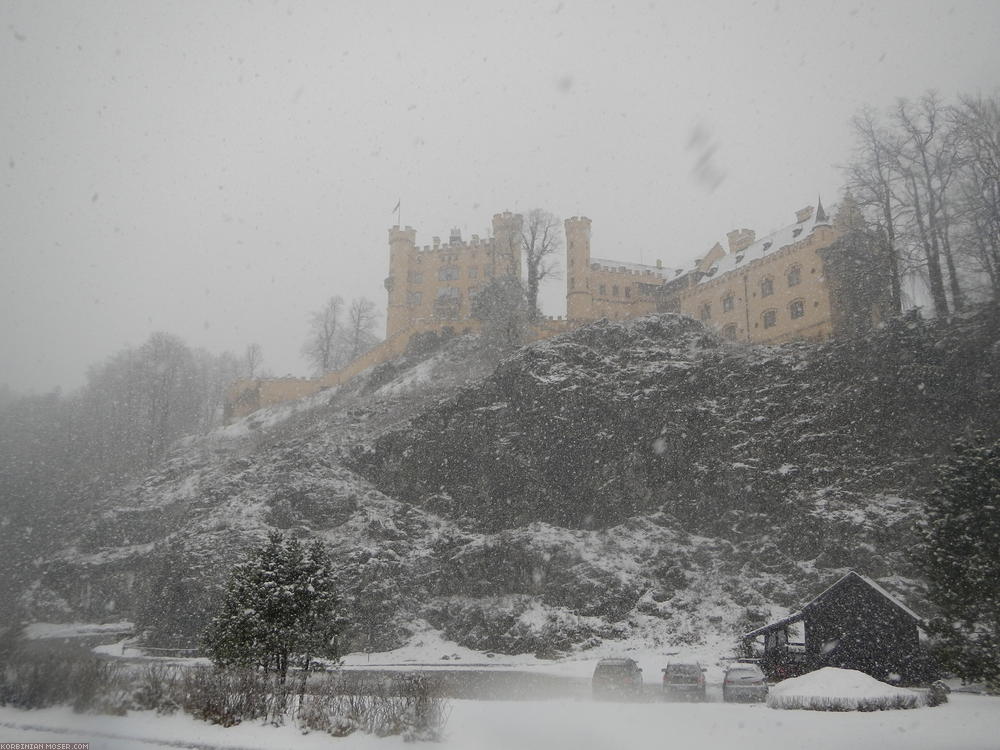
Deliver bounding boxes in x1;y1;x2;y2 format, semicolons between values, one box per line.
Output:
742;571;922;641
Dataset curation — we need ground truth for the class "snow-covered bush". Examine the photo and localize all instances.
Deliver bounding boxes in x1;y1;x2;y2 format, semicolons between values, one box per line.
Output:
0;650;131;714
298;672;449;741
179;667;291;726
767;667;924;711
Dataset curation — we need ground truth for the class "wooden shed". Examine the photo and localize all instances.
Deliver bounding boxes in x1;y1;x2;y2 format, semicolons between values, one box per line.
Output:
742;571;926;683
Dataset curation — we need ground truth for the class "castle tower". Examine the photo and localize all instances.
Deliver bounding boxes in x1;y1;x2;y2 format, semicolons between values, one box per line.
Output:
491;211;524;277
385;225;416;339
564;216;593;321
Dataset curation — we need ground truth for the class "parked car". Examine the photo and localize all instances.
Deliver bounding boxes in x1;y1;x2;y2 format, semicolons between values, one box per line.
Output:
722;662;768;702
661;662;706;701
592;657;644;699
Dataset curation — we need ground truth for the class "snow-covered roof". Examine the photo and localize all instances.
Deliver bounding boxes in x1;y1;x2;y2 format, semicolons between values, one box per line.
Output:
742;570;922;640
590;256;677;279
695;205;833;285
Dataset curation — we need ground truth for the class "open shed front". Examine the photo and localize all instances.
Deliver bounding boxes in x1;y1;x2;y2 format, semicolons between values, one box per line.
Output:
742;571;930;684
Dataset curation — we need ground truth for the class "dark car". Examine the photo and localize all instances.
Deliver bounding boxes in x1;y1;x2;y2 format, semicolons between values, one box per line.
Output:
592;657;644;699
662;662;706;701
722;662;768;703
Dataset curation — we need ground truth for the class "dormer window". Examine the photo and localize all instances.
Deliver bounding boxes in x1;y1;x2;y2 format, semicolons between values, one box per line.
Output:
792;228;802;238
762;241;773;251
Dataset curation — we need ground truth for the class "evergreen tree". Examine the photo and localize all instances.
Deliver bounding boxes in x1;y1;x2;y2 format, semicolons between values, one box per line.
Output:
917;434;1000;689
202;532;341;682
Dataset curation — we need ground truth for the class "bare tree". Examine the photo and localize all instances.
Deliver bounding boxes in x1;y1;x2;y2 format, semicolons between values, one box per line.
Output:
846;107;905;313
520;209;562;319
345;297;380;360
952;94;1000;299
891;93;962;315
243;343;263;379
302;296;345;375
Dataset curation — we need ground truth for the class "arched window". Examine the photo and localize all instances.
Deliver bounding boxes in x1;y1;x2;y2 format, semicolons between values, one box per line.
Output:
722;293;735;312
789;299;805;319
763;309;777;329
787;265;801;287
760;277;774;297
722;324;737;340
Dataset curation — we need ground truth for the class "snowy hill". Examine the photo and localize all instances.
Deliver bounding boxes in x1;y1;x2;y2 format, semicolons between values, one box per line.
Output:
16;308;1000;658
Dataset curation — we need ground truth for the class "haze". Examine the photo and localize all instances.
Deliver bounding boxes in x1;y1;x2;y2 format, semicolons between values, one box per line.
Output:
2;0;998;394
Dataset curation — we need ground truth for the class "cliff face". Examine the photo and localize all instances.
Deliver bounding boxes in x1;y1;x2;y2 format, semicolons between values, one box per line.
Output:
19;309;1000;656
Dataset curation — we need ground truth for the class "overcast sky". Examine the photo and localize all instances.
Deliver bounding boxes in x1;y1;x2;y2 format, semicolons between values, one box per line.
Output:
2;0;998;394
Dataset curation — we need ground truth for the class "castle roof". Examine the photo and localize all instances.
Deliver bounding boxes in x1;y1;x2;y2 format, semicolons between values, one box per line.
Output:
694;202;835;285
590;256;675;279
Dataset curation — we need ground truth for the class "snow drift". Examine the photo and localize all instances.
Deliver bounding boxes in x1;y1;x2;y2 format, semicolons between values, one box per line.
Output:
767;667;923;711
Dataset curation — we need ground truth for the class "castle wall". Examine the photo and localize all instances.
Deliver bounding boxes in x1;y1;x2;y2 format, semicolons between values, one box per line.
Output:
225;203;884;422
677;224;838;344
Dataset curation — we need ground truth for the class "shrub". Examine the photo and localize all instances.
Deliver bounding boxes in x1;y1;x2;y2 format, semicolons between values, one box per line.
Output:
299;671;449;741
0;651;130;714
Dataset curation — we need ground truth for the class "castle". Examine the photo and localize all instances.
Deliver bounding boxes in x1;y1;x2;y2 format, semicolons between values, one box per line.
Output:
226;197;891;421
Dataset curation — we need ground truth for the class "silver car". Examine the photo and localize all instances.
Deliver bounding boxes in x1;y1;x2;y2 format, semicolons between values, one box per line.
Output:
722;662;768;702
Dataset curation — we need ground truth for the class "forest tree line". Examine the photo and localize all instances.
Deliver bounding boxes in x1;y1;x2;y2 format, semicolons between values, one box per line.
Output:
847;91;1000;313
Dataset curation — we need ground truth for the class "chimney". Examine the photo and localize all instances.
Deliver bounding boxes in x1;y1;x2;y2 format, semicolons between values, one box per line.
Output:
795;205;815;223
726;228;756;254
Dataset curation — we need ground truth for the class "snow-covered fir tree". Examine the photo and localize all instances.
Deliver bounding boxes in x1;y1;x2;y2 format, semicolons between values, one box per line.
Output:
202;532;341;682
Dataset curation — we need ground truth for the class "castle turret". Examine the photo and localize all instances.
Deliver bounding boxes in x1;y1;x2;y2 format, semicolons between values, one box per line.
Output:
386;225;416;339
565;216;593;321
491;211;523;277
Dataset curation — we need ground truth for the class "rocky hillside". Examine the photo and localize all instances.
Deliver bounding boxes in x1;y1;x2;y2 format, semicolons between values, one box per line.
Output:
16;308;1000;657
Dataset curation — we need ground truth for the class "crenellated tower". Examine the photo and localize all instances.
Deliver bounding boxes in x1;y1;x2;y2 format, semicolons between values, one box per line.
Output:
385;225;417;339
491;211;524;277
564;216;593;321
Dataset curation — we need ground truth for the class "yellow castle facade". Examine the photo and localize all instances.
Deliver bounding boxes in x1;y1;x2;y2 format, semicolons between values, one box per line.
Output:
225;198;891;421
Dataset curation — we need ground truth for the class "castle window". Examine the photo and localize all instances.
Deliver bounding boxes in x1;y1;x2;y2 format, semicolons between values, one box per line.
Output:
763;309;777;328
722;294;734;312
722;324;737;340
789;299;805;319
407;291;422;306
407;271;423;284
700;303;711;321
760;277;774;297
624;287;631;298
468;267;478;280
787;265;801;287
437;266;460;281
599;284;606;296
612;285;619;297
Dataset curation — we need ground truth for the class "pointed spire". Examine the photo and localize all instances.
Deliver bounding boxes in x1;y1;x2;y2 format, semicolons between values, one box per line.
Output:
815;195;829;224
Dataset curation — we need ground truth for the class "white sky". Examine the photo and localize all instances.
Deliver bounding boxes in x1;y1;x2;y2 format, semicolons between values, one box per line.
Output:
2;0;998;393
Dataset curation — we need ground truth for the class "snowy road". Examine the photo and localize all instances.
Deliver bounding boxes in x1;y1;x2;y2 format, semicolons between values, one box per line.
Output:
2;693;999;750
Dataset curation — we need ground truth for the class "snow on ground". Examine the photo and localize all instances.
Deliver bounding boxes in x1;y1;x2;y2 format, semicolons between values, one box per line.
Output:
337;621;730;683
2;694;999;750
23;621;134;640
768;667;921;710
